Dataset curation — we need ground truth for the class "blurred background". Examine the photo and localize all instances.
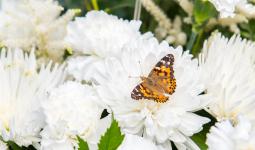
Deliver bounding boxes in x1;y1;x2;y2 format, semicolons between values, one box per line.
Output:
58;0;189;39
58;0;255;56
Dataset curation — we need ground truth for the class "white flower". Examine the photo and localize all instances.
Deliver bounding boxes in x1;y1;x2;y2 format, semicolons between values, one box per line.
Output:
95;36;210;149
209;0;241;18
0;48;65;147
209;0;255;18
207;116;255;150
0;0;76;62
236;1;255;18
41;81;109;150
199;33;255;123
66;10;142;57
65;10;144;81
118;134;165;150
0;140;7;150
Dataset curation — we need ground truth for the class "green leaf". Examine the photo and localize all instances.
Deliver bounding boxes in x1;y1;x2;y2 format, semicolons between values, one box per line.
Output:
7;141;23;150
192;110;217;150
191;132;208;150
193;0;217;28
240;19;255;41
98;119;125;150
77;136;89;150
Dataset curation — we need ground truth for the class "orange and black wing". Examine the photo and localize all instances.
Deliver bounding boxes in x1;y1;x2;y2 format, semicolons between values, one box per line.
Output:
131;54;176;103
148;54;176;95
131;82;168;103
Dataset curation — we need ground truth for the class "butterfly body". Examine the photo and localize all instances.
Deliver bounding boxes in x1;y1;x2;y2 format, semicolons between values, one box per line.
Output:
131;54;176;103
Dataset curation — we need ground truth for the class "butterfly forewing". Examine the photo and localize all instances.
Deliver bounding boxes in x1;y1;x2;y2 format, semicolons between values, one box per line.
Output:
131;54;176;103
149;54;176;95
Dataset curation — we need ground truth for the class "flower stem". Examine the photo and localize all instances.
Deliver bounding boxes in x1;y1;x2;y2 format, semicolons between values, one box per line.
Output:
186;30;198;52
91;0;99;10
191;30;204;56
134;0;142;20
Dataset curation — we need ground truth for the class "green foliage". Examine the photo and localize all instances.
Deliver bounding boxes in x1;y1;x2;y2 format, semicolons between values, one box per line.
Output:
7;141;23;150
193;0;217;28
187;0;217;55
7;141;36;150
240;19;255;41
77;136;90;150
97;0;136;19
192;133;207;150
192;110;217;150
59;0;135;19
98;119;125;150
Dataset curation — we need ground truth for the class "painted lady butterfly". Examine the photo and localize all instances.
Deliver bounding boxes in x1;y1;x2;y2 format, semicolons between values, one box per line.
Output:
131;54;176;103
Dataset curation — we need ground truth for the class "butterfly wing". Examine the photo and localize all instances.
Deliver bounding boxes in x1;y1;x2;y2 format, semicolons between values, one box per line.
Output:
131;54;176;103
131;82;168;103
148;54;176;95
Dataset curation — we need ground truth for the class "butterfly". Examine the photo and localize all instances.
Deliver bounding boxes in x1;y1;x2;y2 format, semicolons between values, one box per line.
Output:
131;54;176;103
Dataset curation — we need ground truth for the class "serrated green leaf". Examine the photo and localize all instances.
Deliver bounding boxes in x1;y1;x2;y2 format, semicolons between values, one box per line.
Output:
194;0;217;27
77;136;89;150
98;119;125;150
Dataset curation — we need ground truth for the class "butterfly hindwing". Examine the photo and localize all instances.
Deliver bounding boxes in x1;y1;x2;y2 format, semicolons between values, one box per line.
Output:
131;83;168;103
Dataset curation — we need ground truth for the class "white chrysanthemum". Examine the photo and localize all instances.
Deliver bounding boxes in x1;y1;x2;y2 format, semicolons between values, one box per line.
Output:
118;134;165;150
209;0;241;17
66;10;145;81
209;0;255;18
0;0;76;62
236;1;255;18
66;10;142;57
0;48;65;147
207;116;255;150
41;81;109;150
199;33;255;123
95;36;210;149
0;140;7;150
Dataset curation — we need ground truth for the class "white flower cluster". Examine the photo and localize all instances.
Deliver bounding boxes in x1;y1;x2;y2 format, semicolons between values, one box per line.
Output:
207;116;255;150
0;0;76;63
65;10;255;150
209;0;255;18
176;0;255;33
0;0;255;150
0;48;65;147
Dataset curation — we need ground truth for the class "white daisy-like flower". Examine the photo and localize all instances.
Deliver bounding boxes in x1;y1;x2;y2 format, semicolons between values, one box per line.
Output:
65;10;146;81
199;33;255;124
41;81;109;150
206;116;255;150
209;0;255;18
0;48;65;147
209;0;241;18
236;1;255;18
0;0;76;62
0;140;8;150
95;36;210;149
118;134;165;150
